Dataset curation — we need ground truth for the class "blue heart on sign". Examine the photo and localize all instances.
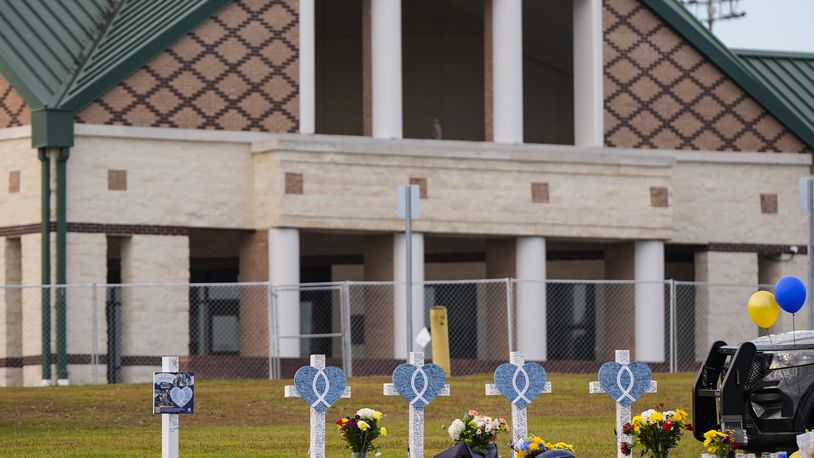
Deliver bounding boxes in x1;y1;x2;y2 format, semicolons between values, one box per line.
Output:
598;361;652;407
493;362;547;409
392;363;446;409
293;365;347;413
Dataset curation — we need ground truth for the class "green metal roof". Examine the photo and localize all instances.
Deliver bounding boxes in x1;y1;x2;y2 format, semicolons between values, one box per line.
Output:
643;0;814;151
0;0;111;110
735;50;814;145
0;0;229;111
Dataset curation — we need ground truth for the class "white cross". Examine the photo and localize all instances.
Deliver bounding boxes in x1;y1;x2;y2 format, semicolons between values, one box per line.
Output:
589;350;657;458
384;352;450;458
161;356;179;458
285;354;351;458
485;352;551;458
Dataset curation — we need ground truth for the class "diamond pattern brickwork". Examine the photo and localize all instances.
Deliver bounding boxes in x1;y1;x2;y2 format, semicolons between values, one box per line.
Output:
604;0;810;154
0;74;30;128
76;0;299;133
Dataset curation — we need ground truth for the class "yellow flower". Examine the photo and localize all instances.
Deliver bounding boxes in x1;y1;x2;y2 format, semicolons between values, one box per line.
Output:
341;418;349;424
553;442;576;453
650;412;663;423
632;415;644;426
674;409;688;422
529;443;540;452
373;411;383;420
358;421;369;431
533;437;544;444
380;427;388;436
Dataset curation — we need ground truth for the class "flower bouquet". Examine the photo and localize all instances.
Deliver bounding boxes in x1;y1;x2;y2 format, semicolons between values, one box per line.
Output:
336;408;387;458
436;410;509;458
702;430;738;457
511;435;576;457
620;404;693;458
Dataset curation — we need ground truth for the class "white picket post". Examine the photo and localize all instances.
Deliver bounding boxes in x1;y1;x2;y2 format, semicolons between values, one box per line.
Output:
161;356;179;458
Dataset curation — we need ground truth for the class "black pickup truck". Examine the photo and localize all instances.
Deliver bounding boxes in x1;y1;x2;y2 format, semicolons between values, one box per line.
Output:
693;331;814;453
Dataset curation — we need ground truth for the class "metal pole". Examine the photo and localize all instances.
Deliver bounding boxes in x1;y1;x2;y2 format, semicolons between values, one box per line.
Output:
340;282;353;377
809;179;814;330
56;147;70;383
266;282;277;380
91;283;98;384
273;287;281;379
669;279;677;373
405;187;413;358
506;278;514;353
38;148;51;385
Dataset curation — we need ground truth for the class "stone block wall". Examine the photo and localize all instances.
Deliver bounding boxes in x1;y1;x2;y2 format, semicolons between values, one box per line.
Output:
20;233;44;386
0;237;22;385
694;251;759;360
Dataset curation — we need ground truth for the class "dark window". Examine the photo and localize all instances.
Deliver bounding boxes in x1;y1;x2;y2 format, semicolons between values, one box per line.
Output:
189;264;240;356
351;314;365;345
547;283;596;360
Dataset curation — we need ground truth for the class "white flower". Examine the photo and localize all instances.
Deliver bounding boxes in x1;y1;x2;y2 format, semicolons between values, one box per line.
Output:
356;408;377;420
448;419;465;441
640;409;656;423
664;410;675;419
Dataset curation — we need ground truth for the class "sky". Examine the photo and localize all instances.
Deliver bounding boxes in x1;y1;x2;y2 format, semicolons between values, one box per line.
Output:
683;0;814;53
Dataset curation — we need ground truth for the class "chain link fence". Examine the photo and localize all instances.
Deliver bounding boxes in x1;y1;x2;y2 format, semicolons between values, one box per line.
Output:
0;279;803;385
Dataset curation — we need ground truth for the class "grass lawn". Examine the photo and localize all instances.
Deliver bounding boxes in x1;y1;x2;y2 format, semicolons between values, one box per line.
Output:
0;372;706;457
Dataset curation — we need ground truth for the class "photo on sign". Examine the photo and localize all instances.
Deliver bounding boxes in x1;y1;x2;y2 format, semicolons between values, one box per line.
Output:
153;371;195;414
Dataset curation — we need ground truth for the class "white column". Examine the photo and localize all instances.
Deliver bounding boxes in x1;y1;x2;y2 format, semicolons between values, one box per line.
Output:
299;0;315;134
634;241;665;362
269;228;300;357
65;233;107;385
516;237;546;360
393;233;424;358
120;235;189;384
371;0;402;139
492;0;523;144
573;0;603;147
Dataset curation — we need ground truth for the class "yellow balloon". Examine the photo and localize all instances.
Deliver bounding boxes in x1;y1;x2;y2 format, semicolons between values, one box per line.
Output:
748;290;780;328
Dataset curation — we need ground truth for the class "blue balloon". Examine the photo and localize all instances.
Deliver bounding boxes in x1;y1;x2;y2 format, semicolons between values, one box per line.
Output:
775;276;806;314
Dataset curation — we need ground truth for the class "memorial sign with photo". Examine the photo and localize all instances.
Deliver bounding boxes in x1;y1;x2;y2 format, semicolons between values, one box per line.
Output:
153;372;195;415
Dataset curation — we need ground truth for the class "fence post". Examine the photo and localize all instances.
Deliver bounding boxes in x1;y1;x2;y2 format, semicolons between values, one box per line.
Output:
340;282;353;378
266;283;278;380
506;278;514;354
669;279;677;373
91;283;98;384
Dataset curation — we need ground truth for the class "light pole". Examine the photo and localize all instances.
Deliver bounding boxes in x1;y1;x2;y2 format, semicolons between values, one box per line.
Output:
397;184;420;356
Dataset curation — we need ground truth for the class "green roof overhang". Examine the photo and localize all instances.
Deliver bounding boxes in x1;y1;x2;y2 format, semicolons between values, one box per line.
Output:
0;0;230;148
31;109;74;148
